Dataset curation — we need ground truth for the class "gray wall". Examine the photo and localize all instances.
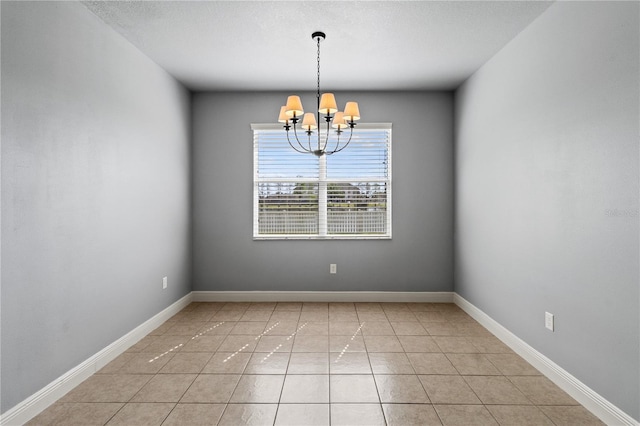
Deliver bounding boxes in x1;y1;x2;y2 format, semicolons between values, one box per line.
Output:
1;2;191;413
455;1;639;420
192;91;454;292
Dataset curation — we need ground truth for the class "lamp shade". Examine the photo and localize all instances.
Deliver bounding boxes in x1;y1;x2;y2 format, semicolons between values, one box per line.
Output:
278;106;289;123
301;113;317;131
319;93;338;115
332;111;348;130
343;101;360;121
285;95;304;118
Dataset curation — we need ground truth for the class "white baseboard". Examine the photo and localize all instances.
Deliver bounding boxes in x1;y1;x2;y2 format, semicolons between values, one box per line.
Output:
453;293;638;426
191;290;454;303
0;293;193;426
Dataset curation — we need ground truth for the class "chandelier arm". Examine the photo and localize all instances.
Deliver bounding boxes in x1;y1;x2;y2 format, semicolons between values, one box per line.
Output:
327;126;354;155
286;129;310;154
291;121;311;153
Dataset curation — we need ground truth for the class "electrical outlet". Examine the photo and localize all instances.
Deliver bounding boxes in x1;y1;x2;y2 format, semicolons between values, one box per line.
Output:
545;312;554;331
330;264;337;274
162;276;168;289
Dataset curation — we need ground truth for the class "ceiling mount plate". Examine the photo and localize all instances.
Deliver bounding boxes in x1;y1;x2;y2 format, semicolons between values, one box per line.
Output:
312;31;326;42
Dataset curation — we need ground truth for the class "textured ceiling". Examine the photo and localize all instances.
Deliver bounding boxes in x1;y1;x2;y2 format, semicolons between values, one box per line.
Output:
82;1;553;91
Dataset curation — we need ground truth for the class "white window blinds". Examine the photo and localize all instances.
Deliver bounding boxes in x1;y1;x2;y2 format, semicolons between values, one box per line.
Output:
253;123;392;239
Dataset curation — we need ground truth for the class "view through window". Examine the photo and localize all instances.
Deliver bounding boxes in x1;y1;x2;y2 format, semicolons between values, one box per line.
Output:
253;123;392;239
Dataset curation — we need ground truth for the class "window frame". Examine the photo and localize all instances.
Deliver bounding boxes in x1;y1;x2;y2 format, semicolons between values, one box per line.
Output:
252;123;392;240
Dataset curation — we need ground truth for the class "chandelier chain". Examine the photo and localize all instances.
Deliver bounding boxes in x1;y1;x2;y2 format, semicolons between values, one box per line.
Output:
316;35;321;110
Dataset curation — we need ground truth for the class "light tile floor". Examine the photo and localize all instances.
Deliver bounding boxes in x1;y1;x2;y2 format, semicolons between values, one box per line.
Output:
28;302;604;425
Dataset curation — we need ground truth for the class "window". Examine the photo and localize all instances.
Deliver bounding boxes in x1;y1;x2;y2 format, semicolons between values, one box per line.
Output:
253;123;392;239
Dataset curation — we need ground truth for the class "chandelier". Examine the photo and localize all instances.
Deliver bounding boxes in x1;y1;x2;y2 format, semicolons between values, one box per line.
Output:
277;31;361;156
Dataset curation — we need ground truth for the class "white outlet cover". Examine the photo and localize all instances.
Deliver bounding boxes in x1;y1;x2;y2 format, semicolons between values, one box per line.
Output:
163;276;168;289
545;312;554;331
330;264;337;274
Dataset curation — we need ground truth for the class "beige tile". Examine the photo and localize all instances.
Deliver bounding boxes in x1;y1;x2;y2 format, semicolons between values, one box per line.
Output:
159;352;212;374
385;311;418;321
330;404;386;426
299;311;329;321
164;322;208;336
201;321;235;335
302;302;329;312
433;405;498;426
330;335;367;352
119;352;175;374
329;302;356;312
486;405;554;425
287;352;329;374
269;311;301;321
329;312;359;322
27;402;123;426
446;353;501;375
280;375;330;403
292;335;329;352
105;402;174;425
229;321;267;335
275;302;303;311
220;302;250;310
538;406;605;425
406;353;458;374
330;352;372;374
408;303;439;312
433;336;478;353
423;322;459;336
418;375;481;404
201;352;251;373
330;375;379;403
296;321;329;335
398;336;441;353
266;320;299;335
97;353;135;374
212;310;244;321
243;352;290;374
239;310;273;321
180;374;241;403
382;303;411;312
391;321;428;335
131;374;196;402
485;353;541;375
218;403;278;425
275;404;330;426
464;376;531;405
360;321;395;335
247;302;277;310
466;336;512;353
216;335;257;352
454;322;492;337
161;403;225;426
148;322;174;336
414;311;447;322
254;335;293;352
329;321;362;335
364;335;404;352
229;374;285;403
61;375;151;403
140;335;191;354
355;302;383;312
374;374;430;403
368;352;415;374
126;336;158;353
180;335;225;352
382;404;442;426
357;312;389;322
509;376;578;405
